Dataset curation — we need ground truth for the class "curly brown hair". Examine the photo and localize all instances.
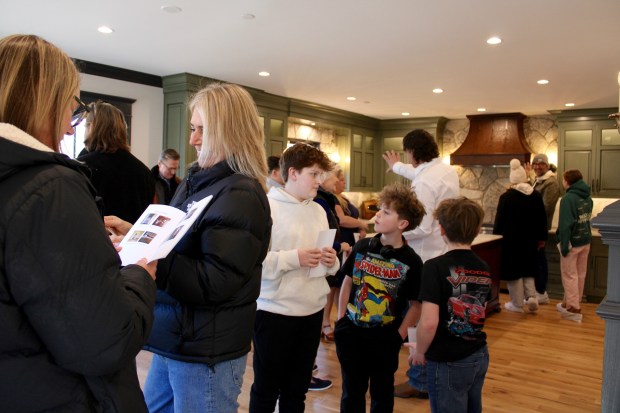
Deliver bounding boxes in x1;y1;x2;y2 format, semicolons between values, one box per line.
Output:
378;183;425;232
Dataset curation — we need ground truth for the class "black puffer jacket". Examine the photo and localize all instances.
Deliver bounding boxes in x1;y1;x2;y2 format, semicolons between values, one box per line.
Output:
145;160;271;365
0;124;156;412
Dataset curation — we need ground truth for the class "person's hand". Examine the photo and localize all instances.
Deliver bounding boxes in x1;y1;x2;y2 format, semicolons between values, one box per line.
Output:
298;248;322;267
358;229;367;239
358;220;369;232
382;150;401;173
104;215;132;236
340;242;351;254
320;246;337;268
404;343;426;366
136;258;157;281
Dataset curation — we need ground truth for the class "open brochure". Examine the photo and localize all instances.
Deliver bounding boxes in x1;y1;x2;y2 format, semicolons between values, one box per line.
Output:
118;196;212;266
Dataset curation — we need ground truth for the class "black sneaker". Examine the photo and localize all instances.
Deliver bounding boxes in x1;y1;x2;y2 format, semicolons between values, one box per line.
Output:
308;377;332;391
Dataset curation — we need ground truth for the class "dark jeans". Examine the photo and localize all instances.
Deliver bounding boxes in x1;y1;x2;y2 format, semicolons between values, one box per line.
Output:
426;345;489;413
535;247;548;294
334;316;403;413
249;310;322;413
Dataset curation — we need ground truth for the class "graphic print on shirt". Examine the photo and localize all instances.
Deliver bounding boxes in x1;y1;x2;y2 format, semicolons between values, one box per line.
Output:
347;251;410;327
445;265;491;338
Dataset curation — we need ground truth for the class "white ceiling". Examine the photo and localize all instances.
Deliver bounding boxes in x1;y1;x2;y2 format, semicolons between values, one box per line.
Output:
3;0;620;120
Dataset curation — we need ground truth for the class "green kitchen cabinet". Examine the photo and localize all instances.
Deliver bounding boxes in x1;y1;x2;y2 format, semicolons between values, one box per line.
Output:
545;235;608;304
350;131;377;190
557;108;620;198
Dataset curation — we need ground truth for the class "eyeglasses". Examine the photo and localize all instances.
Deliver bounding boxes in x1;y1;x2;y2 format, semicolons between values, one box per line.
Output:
159;161;178;173
71;96;91;128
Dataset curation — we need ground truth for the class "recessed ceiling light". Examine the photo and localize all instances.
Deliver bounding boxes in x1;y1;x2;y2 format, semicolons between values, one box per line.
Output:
477;108;487;112
161;5;182;13
432;88;443;94
565;103;575;107
402;112;410;116
346;96;356;101
537;79;549;85
486;36;502;45
310;122;316;126
258;71;270;77
243;13;255;20
97;26;114;34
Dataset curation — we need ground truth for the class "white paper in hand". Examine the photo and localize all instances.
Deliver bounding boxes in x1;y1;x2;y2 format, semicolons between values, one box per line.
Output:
308;228;336;278
118;195;212;266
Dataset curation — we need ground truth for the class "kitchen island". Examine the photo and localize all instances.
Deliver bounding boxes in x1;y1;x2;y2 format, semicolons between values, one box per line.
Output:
471;234;502;316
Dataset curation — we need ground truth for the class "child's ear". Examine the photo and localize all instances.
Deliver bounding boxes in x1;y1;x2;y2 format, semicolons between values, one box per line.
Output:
288;167;298;181
398;219;409;231
439;223;446;236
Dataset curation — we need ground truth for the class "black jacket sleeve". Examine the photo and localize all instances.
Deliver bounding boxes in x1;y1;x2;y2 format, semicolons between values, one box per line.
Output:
6;169;156;377
158;183;270;307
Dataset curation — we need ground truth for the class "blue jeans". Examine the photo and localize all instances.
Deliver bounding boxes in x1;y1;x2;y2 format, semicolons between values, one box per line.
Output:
406;363;428;392
144;353;247;413
426;345;489;413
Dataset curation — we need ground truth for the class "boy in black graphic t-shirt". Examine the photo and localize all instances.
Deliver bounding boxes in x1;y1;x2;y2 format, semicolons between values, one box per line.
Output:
410;197;491;413
335;183;425;412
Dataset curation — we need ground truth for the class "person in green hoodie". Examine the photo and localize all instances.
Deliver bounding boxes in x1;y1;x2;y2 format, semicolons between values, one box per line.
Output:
556;169;593;322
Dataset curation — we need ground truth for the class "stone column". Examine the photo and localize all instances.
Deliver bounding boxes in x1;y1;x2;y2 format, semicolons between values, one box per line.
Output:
593;200;620;413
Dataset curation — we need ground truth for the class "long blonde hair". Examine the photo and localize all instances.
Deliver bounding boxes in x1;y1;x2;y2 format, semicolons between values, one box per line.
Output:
189;83;267;190
0;34;79;151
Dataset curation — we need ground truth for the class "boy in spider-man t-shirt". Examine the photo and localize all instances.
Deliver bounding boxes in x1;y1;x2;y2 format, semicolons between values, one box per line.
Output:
335;183;425;412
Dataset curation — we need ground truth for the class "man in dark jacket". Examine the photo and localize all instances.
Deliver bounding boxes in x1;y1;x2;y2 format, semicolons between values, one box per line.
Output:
152;148;181;205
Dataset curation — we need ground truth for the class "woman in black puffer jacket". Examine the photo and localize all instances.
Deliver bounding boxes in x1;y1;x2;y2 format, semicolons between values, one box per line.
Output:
108;83;272;413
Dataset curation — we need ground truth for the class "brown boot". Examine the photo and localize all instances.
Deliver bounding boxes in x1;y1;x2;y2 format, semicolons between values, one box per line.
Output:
393;382;429;399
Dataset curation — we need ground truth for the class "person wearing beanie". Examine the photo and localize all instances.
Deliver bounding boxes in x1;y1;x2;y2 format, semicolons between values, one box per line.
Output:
527;154;561;304
556;169;593;322
493;159;548;313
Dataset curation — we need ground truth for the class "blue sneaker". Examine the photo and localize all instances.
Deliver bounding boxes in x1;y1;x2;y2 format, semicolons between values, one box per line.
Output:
308;377;332;391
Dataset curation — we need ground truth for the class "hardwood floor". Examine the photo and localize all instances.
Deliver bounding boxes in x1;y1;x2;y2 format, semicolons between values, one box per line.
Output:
136;294;604;412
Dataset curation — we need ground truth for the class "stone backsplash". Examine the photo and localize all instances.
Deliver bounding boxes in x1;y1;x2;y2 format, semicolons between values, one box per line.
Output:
345;115;558;225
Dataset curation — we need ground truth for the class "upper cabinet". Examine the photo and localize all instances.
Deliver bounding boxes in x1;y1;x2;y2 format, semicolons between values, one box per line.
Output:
350;131;376;190
557;108;620;197
162;73;446;192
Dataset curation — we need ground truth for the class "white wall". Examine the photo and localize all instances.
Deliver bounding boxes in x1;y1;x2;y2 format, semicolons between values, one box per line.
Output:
80;74;164;167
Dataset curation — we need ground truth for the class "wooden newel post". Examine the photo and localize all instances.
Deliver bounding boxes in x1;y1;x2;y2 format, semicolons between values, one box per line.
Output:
592;200;620;413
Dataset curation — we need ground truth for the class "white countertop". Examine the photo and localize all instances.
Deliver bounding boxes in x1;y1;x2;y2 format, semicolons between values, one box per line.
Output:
472;233;502;246
365;233;502;246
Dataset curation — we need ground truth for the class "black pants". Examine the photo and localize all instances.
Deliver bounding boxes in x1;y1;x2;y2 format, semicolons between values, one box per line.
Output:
535;247;548;294
250;309;322;413
334;316;403;413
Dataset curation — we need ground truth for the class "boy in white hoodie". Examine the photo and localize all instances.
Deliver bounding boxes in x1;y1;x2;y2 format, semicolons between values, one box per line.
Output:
250;143;340;413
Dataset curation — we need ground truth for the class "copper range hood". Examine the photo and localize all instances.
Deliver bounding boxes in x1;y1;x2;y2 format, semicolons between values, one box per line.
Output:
450;112;533;166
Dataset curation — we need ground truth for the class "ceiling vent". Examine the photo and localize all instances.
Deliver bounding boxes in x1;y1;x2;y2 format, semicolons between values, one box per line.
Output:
450;112;533;166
